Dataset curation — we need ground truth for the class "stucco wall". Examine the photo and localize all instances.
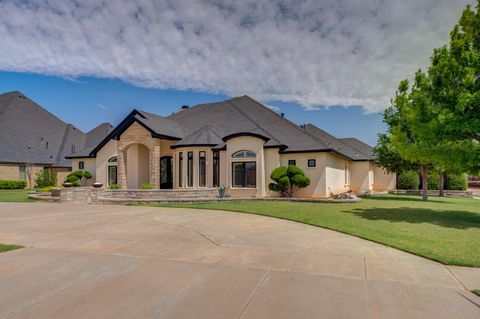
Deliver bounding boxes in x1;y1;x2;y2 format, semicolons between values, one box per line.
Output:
372;164;396;190
96;139;117;186
349;161;371;192
125;143;150;188
264;148;281;197
71;158;96;185
325;153;350;196
279;152;328;197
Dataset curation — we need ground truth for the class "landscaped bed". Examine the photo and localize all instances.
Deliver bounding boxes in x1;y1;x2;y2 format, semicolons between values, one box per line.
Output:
138;194;480;267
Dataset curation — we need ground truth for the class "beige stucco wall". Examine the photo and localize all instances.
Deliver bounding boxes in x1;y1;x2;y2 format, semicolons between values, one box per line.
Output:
349;161;371;192
264;148;281;197
96;139;117;186
325;153;350;196
71;158;96;186
126;143;150;188
372;164;396;190
279;152;328;198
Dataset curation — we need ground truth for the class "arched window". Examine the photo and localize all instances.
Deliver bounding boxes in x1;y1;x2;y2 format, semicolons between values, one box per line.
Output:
108;156;117;163
108;156;117;186
232;150;256;158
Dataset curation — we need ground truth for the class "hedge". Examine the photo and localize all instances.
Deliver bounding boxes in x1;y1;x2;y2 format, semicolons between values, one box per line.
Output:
398;170;419;190
445;173;468;190
427;172;440;190
0;180;27;189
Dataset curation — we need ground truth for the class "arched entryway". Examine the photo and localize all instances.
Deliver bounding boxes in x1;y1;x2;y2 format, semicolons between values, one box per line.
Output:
125;143;150;189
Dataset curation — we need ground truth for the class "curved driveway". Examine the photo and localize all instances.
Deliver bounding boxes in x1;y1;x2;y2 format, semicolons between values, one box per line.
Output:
0;202;479;318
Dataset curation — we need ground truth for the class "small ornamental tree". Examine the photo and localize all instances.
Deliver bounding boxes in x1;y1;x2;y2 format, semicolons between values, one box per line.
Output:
35;169;56;188
268;165;310;197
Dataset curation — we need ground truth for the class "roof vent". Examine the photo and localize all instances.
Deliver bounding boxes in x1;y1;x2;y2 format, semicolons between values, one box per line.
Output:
181;105;189;110
280;112;285;118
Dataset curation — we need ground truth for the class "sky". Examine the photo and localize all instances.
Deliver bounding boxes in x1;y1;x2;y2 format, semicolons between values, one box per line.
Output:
0;0;473;146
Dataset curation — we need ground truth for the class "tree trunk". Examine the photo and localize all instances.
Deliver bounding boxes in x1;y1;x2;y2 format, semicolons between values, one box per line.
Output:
439;172;445;197
421;166;428;202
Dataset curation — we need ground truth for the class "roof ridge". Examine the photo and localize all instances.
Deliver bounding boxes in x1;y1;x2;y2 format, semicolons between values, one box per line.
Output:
239;96;319;144
302;124;333;149
227;100;280;144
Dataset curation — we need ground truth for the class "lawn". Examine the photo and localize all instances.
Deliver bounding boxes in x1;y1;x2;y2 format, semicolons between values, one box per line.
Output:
0;189;32;202
141;195;480;267
0;243;22;253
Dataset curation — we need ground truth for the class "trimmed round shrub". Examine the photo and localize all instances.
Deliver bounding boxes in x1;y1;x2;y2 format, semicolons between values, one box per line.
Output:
398;170;419;190
271;166;288;181
65;175;80;187
445;173;467;190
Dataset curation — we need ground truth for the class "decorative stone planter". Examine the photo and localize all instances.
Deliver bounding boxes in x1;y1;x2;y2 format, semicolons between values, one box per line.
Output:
92;182;103;188
62;182;73;188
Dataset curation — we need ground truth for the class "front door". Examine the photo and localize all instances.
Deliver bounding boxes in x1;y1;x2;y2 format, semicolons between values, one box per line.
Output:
160;156;173;189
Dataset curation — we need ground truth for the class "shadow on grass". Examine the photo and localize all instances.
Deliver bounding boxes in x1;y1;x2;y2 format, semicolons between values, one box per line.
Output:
344;207;480;229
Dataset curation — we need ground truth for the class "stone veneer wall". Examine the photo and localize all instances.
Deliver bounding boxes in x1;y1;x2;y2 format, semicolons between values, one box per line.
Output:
117;122;161;189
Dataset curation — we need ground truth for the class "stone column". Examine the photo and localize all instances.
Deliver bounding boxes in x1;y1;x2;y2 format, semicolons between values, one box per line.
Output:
150;145;161;188
117;149;127;189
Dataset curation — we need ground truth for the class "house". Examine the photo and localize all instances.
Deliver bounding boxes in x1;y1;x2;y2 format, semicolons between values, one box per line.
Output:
67;95;395;197
0;91;113;187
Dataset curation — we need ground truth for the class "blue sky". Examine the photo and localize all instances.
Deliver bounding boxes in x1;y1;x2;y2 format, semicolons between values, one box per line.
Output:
0;1;469;146
0;71;385;146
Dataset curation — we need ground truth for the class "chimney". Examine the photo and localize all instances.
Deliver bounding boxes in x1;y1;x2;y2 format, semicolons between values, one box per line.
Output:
181;105;189;110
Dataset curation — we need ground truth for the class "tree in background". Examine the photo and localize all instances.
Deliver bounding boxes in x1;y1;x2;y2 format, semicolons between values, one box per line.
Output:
268;165;310;197
377;2;480;200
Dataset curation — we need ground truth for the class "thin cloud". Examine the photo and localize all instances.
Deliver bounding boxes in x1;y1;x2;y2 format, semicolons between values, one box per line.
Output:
0;0;472;112
96;103;108;110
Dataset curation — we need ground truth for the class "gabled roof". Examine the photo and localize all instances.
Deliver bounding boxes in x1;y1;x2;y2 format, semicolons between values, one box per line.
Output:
81;94;375;161
303;124;373;161
0;91;113;166
338;138;375;160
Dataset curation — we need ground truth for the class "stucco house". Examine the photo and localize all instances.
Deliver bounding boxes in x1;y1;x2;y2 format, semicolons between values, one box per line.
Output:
0;91;112;187
67;95;395;198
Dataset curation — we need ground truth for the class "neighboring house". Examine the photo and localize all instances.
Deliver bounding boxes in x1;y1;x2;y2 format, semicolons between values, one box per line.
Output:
0;91;113;188
67;95;395;197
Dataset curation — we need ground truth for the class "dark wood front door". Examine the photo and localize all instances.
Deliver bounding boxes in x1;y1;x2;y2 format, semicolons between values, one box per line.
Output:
160;156;173;189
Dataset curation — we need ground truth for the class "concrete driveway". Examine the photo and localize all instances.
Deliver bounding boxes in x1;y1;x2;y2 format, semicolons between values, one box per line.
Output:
0;202;479;319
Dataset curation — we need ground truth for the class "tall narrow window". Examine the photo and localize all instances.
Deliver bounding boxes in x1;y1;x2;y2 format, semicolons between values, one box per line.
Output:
199;151;206;187
345;165;348;185
288;160;296;166
213;151;220;187
178;152;183;187
19;166;26;181
187;151;193;187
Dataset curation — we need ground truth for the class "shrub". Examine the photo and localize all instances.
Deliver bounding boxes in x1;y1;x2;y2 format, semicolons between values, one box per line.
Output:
445;173;467;190
39;186;59;192
427;171;440;190
35;169;56;188
109;183;121;189
65;174;80;187
0;180;27;189
398;170;419;190
82;170;92;186
140;183;153;189
268;165;310;197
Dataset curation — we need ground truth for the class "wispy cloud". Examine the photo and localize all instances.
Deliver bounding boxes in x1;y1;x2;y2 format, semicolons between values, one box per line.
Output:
0;0;472;112
96;103;108;110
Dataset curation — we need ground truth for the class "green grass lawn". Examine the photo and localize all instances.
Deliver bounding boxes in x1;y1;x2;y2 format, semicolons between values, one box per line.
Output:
141;195;480;267
0;189;32;202
0;243;22;253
